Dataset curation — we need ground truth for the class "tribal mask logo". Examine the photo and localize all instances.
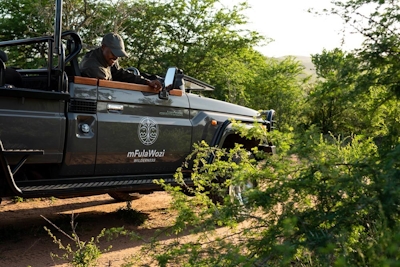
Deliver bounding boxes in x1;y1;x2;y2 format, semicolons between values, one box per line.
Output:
138;117;159;145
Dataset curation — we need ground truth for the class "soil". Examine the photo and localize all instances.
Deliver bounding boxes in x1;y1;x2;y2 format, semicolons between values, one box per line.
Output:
0;192;177;267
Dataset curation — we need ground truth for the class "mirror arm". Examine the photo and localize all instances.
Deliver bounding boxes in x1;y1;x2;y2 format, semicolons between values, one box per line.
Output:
158;89;169;100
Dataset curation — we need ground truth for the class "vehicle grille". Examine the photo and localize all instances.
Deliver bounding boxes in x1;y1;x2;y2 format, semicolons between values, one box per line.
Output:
69;99;97;114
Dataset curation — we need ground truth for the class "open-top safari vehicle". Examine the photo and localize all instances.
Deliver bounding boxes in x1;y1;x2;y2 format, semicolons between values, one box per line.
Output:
0;0;275;202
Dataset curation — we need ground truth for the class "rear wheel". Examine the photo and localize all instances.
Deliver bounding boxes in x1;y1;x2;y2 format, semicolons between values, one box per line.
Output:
108;191;142;202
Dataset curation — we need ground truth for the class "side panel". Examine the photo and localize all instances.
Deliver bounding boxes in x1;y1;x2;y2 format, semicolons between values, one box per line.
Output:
189;110;260;147
0;92;66;164
95;87;192;175
190;111;221;146
187;93;262;148
59;82;98;176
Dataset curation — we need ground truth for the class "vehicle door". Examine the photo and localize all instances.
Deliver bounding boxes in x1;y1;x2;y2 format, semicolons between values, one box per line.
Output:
95;80;191;175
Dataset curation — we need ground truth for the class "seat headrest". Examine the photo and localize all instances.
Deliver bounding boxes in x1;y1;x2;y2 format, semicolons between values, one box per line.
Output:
0;50;8;62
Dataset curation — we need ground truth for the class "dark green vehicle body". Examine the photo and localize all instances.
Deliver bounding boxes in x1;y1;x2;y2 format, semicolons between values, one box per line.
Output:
0;0;274;201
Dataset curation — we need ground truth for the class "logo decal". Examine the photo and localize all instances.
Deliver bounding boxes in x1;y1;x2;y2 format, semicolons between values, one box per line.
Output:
138;117;159;145
127;149;166;162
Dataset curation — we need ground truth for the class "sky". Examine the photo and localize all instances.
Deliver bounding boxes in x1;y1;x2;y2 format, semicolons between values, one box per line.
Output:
226;0;365;58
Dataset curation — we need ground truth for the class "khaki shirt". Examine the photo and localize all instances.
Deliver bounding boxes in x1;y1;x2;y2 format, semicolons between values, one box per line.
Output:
79;47;148;85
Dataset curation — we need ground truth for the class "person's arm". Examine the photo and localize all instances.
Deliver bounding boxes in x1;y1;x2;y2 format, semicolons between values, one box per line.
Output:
111;62;149;85
111;61;162;90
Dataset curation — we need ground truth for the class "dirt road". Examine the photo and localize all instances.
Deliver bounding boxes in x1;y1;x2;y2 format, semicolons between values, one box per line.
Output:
0;192;175;267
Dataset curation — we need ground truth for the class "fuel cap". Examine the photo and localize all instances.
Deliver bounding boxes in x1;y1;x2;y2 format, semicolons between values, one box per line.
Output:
80;123;90;134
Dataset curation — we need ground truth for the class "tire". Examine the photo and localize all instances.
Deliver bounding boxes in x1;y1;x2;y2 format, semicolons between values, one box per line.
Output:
210;178;256;206
228;180;256;206
108;191;142;202
209;151;256;206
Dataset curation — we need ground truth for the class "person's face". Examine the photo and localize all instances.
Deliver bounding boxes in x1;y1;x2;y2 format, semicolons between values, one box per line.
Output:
102;45;118;66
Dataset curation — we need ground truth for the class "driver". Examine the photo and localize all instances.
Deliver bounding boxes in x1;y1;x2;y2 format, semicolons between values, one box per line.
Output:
79;33;162;90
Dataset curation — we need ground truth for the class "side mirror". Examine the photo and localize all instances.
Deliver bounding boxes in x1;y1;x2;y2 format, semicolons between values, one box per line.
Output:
159;67;177;100
163;67;176;91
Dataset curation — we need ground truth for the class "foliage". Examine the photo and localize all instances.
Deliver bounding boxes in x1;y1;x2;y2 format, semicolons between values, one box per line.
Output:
330;0;400;96
147;140;263;266
246;56;308;131
116;200;148;225
308;0;400;148
0;0;103;68
305;49;363;136
11;196;25;203
149;0;264;75
42;214;111;267
134;119;400;266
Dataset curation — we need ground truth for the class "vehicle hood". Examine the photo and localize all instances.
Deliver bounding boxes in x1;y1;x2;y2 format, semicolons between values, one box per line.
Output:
186;93;260;118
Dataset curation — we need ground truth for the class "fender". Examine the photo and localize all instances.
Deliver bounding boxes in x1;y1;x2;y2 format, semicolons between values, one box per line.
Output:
208;110;276;163
216;121;263;149
207;119;273;164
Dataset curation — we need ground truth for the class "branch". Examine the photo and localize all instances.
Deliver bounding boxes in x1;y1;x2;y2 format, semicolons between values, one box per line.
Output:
41;214;76;242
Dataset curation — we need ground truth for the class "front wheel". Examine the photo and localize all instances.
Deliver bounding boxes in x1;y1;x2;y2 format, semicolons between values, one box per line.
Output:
228;180;256;206
210;151;256;206
210;178;257;205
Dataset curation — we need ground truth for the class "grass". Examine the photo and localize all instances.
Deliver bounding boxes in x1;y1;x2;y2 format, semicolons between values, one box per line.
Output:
116;201;148;226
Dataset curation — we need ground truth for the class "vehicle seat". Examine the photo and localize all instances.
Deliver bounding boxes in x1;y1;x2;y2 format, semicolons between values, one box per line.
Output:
65;38;81;76
0;50;22;87
0;50;8;63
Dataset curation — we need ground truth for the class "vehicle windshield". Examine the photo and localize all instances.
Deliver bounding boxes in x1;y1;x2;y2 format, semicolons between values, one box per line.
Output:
184;75;214;91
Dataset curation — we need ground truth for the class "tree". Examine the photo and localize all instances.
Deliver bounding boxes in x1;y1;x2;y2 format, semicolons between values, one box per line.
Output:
0;0;54;68
246;56;308;131
312;0;400;147
119;0;266;86
0;0;104;68
305;49;363;136
331;0;400;97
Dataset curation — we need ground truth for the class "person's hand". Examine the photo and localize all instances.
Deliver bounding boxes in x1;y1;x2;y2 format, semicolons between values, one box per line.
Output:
147;80;162;91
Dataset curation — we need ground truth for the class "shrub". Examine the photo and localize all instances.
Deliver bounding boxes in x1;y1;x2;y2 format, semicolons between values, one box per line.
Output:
147;123;400;266
42;213;111;267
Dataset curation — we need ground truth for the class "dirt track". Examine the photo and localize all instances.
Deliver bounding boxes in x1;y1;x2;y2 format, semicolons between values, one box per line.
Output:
0;192;176;267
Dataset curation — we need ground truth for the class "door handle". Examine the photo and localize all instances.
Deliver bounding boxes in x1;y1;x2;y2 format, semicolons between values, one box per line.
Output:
107;104;124;111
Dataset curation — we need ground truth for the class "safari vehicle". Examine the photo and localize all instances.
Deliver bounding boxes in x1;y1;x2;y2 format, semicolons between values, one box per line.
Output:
0;0;275;202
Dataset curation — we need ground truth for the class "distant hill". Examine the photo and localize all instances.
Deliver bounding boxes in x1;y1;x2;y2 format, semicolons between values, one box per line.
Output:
276;55;317;80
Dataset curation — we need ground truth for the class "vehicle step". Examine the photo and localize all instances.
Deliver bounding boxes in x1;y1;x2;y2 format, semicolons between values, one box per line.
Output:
3;149;44;155
16;176;192;198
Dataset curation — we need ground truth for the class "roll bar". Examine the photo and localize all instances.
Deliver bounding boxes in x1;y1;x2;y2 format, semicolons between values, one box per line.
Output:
0;0;79;91
0;30;82;91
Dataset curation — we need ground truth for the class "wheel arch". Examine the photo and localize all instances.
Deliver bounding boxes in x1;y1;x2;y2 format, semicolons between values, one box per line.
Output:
219;131;260;151
211;120;260;151
210;119;275;158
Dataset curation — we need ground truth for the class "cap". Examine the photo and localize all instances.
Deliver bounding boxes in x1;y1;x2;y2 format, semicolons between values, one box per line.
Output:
102;33;128;57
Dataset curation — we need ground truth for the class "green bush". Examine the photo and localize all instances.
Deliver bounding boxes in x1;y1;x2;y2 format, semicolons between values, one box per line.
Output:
146;122;400;267
42;214;111;267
